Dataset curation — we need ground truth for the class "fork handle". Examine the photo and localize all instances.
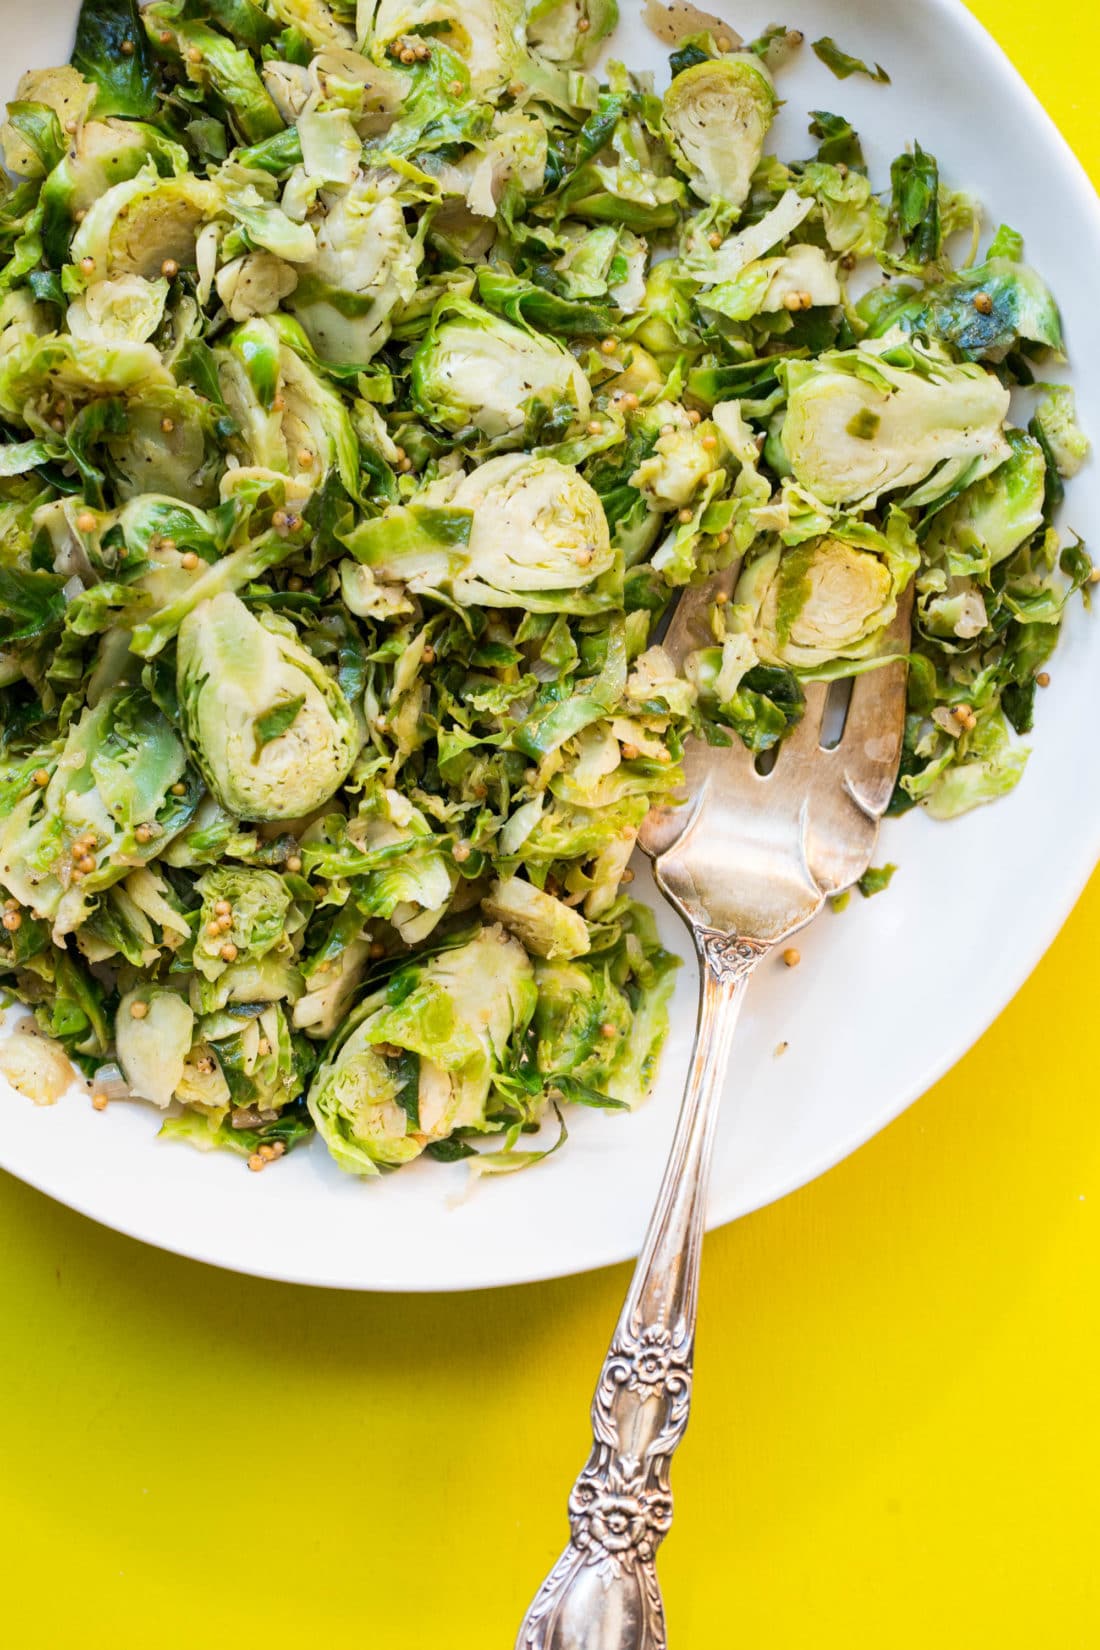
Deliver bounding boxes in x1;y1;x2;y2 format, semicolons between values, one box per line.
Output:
515;928;768;1650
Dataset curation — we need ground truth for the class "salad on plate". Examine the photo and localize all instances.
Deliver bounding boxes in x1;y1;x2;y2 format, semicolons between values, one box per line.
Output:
0;0;1088;1179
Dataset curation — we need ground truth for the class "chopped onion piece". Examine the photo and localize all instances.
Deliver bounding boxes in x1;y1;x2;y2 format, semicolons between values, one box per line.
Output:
92;1062;133;1102
644;0;741;47
0;1028;77;1105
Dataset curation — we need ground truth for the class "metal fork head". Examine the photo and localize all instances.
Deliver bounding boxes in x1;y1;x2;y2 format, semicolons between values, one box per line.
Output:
639;572;911;946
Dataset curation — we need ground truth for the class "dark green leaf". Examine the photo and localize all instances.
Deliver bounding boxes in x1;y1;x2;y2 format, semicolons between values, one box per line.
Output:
884;722;925;817
1001;349;1035;388
1001;677;1036;735
890;143;940;266
686;357;782;408
305;610;368;704
141;651;180;723
424;1136;478;1162
1;910;50;967
723;665;805;754
42;947;112;1061
222;1099;315;1157
573;94;626;169
174;339;240;439
390;1047;421;1128
185;115;228;164
1028;413;1065;524
669;43;710;78
0;567;66;646
28;270;65;309
72;0;158;119
64;397;129;508
807;109;865;169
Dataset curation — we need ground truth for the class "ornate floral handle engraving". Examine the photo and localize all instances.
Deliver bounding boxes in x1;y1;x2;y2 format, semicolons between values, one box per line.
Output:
516;930;768;1650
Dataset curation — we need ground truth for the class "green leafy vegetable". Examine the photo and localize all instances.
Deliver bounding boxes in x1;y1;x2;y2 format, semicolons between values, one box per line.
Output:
72;0;159;119
808;109;864;169
662;55;776;208
0;0;1086;1183
890;144;940;267
857;863;896;898
811;37;890;84
253;694;306;753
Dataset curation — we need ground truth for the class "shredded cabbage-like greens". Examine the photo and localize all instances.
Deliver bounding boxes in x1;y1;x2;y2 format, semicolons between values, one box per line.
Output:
0;1;1088;1176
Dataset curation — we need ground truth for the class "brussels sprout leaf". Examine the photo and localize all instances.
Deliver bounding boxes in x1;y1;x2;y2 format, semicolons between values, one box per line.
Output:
424;1136;478;1163
669;43;710;79
890;143;940;266
204;0;281;52
811;36;890;84
857;863;897;898
808;109;865;169
72;0;158;119
0;568;66;646
253;695;306;755
4;104;65;174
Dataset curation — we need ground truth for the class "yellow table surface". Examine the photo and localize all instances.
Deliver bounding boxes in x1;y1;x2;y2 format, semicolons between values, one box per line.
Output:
3;5;1100;1645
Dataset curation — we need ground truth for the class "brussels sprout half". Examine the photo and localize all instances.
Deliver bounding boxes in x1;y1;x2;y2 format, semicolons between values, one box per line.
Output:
307;924;535;1173
215;316;361;495
411;298;591;444
736;509;919;674
177;592;362;821
348;452;618;612
365;0;527;92
779;338;1013;508
662;55;776;210
0;685;192;940
66;274;169;346
69;164;225;281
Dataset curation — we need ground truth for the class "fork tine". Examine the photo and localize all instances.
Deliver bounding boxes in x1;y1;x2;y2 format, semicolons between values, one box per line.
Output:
656;570;736;660
837;660;908;817
641;585;912;905
776;680;830;757
838;589;913;818
638;703;760;860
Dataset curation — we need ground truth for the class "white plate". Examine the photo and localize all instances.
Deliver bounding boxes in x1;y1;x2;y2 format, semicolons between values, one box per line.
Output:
1;0;1097;1290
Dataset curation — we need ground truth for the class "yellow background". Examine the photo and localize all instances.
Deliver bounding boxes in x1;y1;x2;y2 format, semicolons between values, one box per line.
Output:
2;4;1099;1645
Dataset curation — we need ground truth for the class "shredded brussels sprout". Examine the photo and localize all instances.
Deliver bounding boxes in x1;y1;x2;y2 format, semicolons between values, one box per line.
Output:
0;2;1089;1177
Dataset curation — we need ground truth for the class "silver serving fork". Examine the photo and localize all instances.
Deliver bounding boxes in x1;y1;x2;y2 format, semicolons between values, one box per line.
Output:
516;573;911;1650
